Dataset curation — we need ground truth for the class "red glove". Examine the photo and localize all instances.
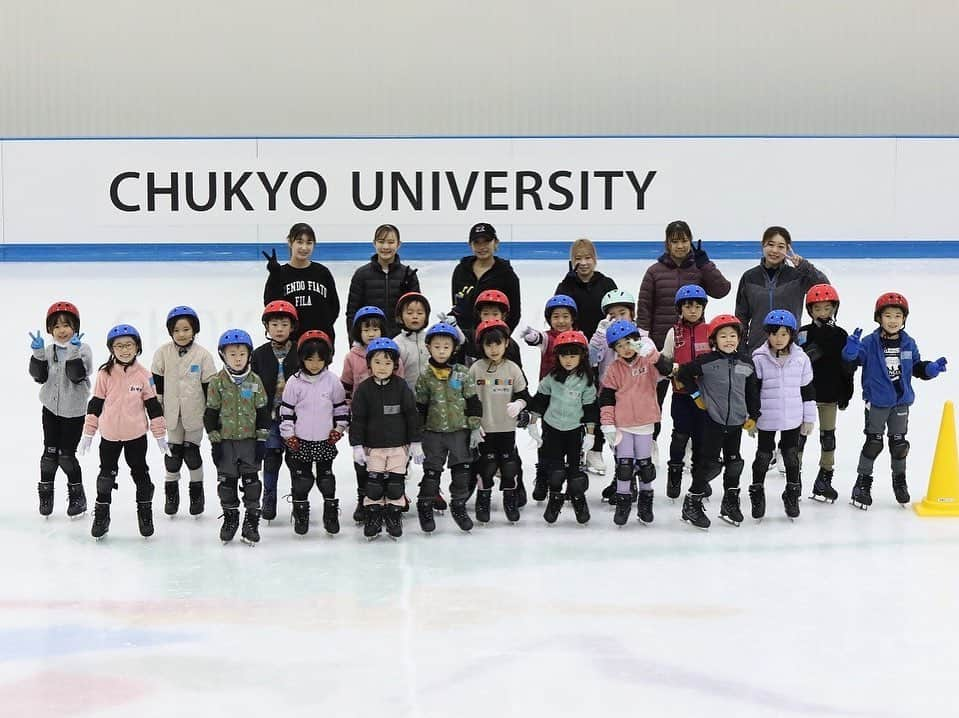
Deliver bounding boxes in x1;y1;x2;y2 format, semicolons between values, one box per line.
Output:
285;436;300;452
327;429;343;444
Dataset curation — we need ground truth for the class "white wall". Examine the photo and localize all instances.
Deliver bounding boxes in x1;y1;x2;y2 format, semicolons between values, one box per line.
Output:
2;1;958;137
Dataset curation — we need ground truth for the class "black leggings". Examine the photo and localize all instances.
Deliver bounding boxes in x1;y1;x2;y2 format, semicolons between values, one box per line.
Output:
96;435;153;504
40;408;84;485
752;428;801;484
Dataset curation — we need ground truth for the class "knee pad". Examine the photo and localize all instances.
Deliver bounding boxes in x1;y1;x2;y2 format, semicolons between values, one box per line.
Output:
365;471;386;501
782;446;800;471
450;463;472;495
698;458;723;483
240;473;262;504
615;458;635;482
96;472;118;499
547;467;566;491
636;458;656;484
889;433;910;460
57;453;81;480
217;477;240;508
723;455;745;481
264;448;284;474
419;470;441;497
566;470;588;496
40;447;58;480
475;452;499;489
499;451;520;490
385;472;406;500
820;429;836;453
753;449;773;469
290;465;314;499
862;433;883;460
134;478;155;503
315;467;336;497
182;442;202;471
164;447;185;474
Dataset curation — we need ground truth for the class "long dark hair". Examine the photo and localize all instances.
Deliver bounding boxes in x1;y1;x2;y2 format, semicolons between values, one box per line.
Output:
550;345;593;385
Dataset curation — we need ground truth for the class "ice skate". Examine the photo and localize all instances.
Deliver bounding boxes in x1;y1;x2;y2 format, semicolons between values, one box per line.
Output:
892;474;910;506
569;493;590;524
601;479;618;504
613;494;632;526
164;481;179;516
241;509;260;545
66;482;87;518
364;504;384;539
666;462;683;501
450;500;473;532
514;478;527;508
417;498;436;533
38;481;54;517
322;498;340;535
636;490;654;525
586;451;606;476
719;487;743;526
532;472;548;502
782;481;801;520
502;489;520;523
137;501;154;538
475;489;492;524
543;491;565;524
292;499;310;535
810;468;838;503
188;481;204;516
353;490;367;524
749;483;766;520
91;501;110;539
261;488;277;522
681;492;710;530
851;475;873;510
220;508;240;542
434;490;448;513
384;505;403;539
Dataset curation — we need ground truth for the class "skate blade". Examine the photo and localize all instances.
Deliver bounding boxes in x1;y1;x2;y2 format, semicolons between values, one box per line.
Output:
68;512;87;520
241;538;258;546
849;500;869;510
682;518;709;531
719;515;741;527
808;494;836;503
366;535;380;542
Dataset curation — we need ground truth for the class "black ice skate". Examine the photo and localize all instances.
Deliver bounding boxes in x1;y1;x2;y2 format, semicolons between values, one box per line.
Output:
164;481;179;516
384;505;403;539
666;463;683;501
636;490;654;525
450;500;473;532
892;474;910;506
38;481;54;517
353;491;367;524
91;501;110;539
601;479;617;504
613;494;632;526
851;475;873;510
569;493;590;524
782;481;801;520
810;468;838;503
188;482;204;516
532;473;548;502
703;481;713;500
66;482;87;518
719;488;743;526
292;500;310;535
503;489;520;523
749;483;766;520
682;492;710;530
543;492;565;524
261;489;277;522
137;501;154;538
475;489;492;524
241;509;260;545
364;504;384;539
434;491;448;513
220;508;240;542
514;479;527;508
417;498;436;533
323;498;340;535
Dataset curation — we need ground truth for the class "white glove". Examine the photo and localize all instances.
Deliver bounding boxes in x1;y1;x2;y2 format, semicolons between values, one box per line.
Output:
601;425;622;448
526;421;543;448
155;436;172;457
522;326;542;346
581;432;594;456
434;311;457;327
410;442;425;465
800;421;815;436
78;434;94;456
506;399;526;418
596;317;612;334
352;445;367;466
469;427;486;450
631;336;656;357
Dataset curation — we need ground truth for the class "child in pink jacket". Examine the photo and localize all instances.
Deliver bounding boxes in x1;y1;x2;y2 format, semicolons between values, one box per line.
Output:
598;320;672;527
79;324;169;540
748;310;815;521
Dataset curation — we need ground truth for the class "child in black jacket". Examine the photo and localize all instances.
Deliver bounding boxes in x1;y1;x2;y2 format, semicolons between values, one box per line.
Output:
796;284;854;503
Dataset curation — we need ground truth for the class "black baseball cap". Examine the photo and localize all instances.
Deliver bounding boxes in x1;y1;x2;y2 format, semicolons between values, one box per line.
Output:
469;223;497;242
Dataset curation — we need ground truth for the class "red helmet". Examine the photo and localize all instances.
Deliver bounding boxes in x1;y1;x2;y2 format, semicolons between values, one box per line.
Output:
805;284;840;314
474;318;510;344
555;330;589;350
395;291;431;318
474;289;511;315
874;292;909;321
708;314;742;341
262;300;299;325
46;301;80;332
297;329;332;352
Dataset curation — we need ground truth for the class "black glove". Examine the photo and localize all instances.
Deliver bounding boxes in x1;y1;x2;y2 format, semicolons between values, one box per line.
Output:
515;409;531;429
838;399;849;411
211;442;223;465
255;440;267;462
262;248;280;273
692;240;709;268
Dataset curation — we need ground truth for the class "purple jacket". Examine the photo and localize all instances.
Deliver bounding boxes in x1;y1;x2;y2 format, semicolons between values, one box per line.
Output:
279;369;349;441
751;343;816;431
636;252;731;348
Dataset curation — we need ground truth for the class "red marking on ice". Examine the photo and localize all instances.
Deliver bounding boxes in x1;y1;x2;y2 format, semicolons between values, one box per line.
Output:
0;671;147;715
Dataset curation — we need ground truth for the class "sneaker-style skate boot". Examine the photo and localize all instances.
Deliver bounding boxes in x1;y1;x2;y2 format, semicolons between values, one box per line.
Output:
384;505;403;539
323;498;340;534
892;474;910;506
719;488;743;526
220;508;240;542
543;492;565;524
665;462;683;501
137;501;155;537
364;504;384;539
810;468;838;503
241;509;260;544
475;489;492;524
569;493;590;524
66;482;87;518
91;502;111;539
782;481;801;520
613;493;632;526
292;500;310;535
417;498;436;533
749;483;766;520
450;500;473;532
164;481;179;516
38;481;54;517
636;490;654;525
502;489;520;523
682;492;710;530
851;475;873;510
188;482;205;516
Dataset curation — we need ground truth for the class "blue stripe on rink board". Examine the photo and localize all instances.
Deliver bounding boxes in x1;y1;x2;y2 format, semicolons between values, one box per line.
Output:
3;240;959;262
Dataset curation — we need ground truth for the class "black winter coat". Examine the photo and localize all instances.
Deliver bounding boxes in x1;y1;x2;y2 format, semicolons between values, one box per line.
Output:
349;375;422;449
251;342;300;419
555;269;618;339
346;255;420;338
796;320;855;407
450;256;522;336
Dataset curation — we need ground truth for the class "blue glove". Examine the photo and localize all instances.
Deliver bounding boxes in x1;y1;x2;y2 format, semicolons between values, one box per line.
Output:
927;357;948;378
692;240;710;268
29;330;44;351
211;442;223;465
842;328;863;361
70;332;84;347
255;440;267;462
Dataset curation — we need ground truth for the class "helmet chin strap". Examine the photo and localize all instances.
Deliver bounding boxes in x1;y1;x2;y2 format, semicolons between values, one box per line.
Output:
226;363;250;377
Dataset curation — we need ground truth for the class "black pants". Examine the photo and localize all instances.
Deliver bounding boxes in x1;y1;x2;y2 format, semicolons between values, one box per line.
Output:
752;428;801;484
652;380;669;440
474;431;521;491
690;417;745;493
40;407;84;485
96;434;153;504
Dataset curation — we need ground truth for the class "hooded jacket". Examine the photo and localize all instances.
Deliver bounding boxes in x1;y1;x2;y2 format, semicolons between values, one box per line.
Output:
345;254;420;338
450;256;522;336
554;268;617;339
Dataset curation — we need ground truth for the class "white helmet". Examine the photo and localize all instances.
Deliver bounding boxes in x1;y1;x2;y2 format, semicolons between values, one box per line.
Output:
601;289;636;313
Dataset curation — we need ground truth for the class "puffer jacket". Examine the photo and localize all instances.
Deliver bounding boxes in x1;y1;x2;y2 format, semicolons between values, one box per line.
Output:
30;342;93;418
751;343;816;431
450;256;522;335
636;252;731;348
345;255;420;338
554;269;617;339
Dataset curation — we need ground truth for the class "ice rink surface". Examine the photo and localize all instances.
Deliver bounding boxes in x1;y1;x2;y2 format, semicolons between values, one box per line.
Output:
4;257;959;717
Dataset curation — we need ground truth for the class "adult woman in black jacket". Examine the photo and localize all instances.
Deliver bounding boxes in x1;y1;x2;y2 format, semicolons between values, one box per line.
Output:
345;224;421;338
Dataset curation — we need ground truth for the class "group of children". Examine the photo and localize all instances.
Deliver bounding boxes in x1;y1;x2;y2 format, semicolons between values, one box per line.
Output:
29;245;949;541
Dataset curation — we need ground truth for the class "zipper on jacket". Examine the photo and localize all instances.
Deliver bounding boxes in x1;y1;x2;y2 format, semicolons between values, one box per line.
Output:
725;356;733;425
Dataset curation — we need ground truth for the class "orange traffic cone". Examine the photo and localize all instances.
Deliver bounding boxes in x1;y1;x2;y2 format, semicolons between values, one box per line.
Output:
914;401;959;516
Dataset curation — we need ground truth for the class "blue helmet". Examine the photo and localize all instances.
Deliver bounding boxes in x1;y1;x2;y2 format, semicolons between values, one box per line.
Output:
606;319;641;347
763;309;797;333
545;294;578;321
352;306;386;327
218;328;253;352
165;305;199;335
425;322;459;344
674;284;707;307
366;337;400;366
107;324;142;354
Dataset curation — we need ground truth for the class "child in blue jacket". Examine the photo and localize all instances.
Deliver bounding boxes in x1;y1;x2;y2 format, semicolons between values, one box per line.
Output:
842;292;947;509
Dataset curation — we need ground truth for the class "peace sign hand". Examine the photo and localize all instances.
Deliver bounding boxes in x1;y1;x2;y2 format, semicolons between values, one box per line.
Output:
262;248;280;273
29;331;44;351
70;332;85;347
